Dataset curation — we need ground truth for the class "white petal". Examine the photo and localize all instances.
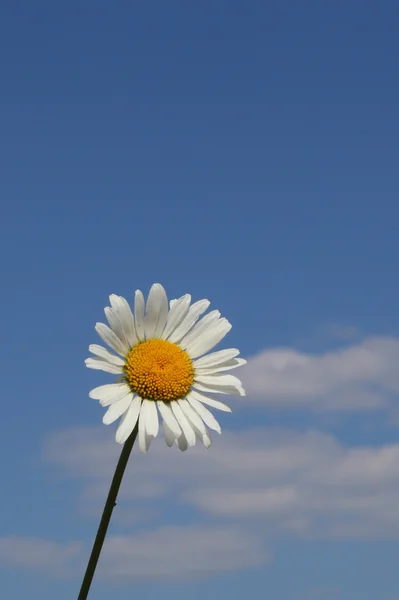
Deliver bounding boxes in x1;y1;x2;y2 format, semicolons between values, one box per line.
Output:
85;357;123;374
175;432;188;451
200;430;212;448
163;421;175;447
138;402;147;452
188;389;232;413
138;401;152;453
144;283;168;339
134;290;145;341
183;413;212;449
178;399;208;437
186;396;222;433
95;322;129;356
88;344;125;366
89;383;131;406
105;306;126;346
110;295;138;348
144;400;159;437
194;373;245;396
170;296;184;309
157;401;182;437
102;394;133;425
168;299;210;343
186;319;232;359
194;348;240;368
194;358;247;374
162;294;191;340
180;310;221;350
193;382;244;396
115;396;142;444
170;401;196;446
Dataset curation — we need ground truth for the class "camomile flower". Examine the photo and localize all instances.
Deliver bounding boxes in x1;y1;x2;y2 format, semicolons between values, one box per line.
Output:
85;283;246;453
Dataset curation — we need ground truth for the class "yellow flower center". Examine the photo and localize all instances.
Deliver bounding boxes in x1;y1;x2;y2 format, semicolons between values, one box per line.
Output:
123;339;194;402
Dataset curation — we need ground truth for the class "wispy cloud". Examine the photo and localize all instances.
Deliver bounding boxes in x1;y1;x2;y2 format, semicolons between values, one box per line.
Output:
0;527;267;581
298;587;341;600
44;425;399;540
323;324;360;342
0;537;82;577
241;336;399;411
99;525;268;580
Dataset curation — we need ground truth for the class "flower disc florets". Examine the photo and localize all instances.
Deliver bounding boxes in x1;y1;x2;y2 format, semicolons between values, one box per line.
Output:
123;339;194;402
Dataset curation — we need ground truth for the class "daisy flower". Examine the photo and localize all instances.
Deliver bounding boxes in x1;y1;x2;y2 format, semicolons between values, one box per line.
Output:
85;283;246;453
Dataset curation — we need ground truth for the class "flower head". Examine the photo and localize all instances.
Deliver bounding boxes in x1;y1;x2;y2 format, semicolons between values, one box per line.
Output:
85;284;246;453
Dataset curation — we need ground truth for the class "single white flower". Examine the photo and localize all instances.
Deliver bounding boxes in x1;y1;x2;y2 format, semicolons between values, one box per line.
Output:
85;283;246;453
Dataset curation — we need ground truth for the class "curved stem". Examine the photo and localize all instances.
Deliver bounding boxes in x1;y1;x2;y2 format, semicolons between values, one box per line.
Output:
77;425;138;599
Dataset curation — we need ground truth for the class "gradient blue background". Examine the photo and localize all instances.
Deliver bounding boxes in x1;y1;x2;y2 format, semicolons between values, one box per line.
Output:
0;1;398;599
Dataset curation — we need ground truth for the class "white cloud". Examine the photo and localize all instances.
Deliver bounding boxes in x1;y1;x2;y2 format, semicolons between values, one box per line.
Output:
100;525;268;580
44;425;399;540
8;418;399;581
0;527;267;581
240;336;399;411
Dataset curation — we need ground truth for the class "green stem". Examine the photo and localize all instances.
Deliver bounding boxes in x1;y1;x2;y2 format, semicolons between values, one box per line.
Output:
77;424;138;599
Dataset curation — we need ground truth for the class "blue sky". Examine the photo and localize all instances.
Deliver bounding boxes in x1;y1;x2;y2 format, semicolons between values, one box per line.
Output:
1;1;399;599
